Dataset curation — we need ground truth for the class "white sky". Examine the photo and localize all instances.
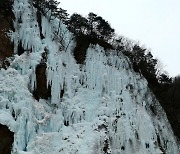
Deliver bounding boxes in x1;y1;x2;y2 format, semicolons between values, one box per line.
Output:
59;0;180;77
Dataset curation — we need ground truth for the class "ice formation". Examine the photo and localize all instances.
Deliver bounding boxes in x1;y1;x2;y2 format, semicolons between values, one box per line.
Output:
0;0;179;153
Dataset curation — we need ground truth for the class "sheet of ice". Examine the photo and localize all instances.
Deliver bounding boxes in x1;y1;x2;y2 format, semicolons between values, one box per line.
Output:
0;0;179;153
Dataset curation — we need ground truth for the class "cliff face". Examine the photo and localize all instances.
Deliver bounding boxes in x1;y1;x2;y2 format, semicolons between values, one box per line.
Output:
0;0;179;154
0;0;14;68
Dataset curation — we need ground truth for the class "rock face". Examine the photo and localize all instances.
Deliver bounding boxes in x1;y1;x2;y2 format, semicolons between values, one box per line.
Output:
0;0;179;153
74;35;113;64
0;124;14;154
33;63;51;100
0;0;14;68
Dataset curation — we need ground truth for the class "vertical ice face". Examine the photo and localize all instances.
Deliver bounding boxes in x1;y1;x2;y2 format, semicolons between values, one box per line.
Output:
10;0;76;100
0;0;179;153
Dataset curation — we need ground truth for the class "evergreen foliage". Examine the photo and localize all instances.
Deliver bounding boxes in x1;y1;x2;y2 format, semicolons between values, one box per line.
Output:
67;13;89;35
32;0;68;22
87;12;115;40
67;12;114;41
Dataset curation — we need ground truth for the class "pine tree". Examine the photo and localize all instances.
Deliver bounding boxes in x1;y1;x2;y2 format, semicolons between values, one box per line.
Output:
67;13;89;35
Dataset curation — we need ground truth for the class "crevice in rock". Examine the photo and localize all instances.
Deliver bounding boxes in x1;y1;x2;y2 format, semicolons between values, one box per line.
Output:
37;10;45;39
103;138;110;154
17;41;25;56
33;63;51;100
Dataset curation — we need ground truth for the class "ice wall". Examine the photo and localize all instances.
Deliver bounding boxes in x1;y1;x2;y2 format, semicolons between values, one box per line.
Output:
0;0;179;153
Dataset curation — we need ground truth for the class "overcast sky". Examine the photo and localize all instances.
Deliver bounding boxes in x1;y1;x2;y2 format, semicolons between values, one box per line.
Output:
59;0;180;77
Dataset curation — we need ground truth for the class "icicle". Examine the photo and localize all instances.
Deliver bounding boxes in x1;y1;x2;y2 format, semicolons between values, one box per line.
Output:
1;0;179;153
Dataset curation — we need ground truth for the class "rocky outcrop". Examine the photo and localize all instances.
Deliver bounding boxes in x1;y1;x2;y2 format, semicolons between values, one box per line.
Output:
0;124;14;154
0;0;14;68
74;35;113;64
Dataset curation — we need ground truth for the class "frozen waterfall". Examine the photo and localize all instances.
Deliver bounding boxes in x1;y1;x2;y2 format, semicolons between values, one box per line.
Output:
0;0;179;153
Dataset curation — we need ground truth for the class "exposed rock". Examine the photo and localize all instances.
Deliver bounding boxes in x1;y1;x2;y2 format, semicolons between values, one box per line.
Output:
17;41;25;56
33;63;51;100
74;35;113;64
0;124;14;154
0;0;14;68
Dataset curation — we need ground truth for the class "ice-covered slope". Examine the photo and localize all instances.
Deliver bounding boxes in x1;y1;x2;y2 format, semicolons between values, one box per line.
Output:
0;0;179;153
